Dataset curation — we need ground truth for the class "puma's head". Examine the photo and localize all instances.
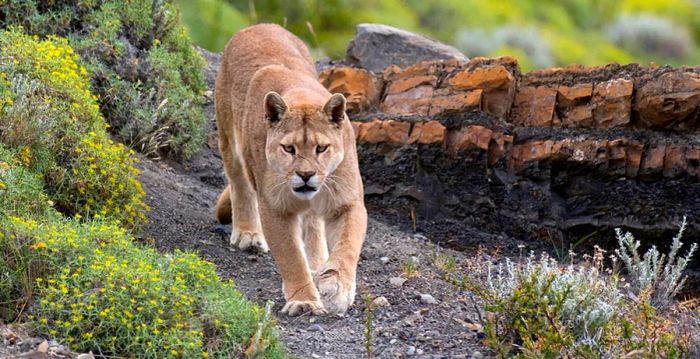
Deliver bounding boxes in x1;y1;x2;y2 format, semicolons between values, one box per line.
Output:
264;91;347;201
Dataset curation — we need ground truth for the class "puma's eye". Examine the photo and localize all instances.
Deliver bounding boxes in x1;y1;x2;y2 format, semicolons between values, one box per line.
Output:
282;145;296;155
316;145;329;153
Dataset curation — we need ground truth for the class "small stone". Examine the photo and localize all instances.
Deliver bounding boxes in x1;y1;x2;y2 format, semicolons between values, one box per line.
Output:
390;338;398;345
19;337;43;352
404;312;423;326
472;351;484;359
416;348;424;355
37;340;49;353
406;345;416;356
414;233;427;241
307;324;324;332
1;327;17;343
311;354;321;359
77;354;96;359
420;294;437;305
372;296;391;307
380;256;390;265
309;316;316;323
390;277;407;287
409;256;420;265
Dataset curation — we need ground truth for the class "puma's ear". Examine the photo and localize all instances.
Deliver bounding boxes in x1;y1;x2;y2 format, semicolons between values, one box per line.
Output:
323;93;347;123
264;91;287;123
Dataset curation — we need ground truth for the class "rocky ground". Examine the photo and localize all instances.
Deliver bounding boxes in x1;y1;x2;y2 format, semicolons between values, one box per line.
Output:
0;325;89;359
137;141;498;359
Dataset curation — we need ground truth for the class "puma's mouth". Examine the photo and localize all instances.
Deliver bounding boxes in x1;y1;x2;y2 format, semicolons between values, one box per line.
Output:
293;185;318;193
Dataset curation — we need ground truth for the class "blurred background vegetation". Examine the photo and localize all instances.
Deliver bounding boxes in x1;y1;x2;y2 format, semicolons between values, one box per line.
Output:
176;0;700;72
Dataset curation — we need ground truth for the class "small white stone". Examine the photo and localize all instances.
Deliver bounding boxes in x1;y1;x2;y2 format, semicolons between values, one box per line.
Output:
420;294;437;305
37;340;49;353
372;296;391;307
406;346;416;356
389;276;407;287
379;256;390;264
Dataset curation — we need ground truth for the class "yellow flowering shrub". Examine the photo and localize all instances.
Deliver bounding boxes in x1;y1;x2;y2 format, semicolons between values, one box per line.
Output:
0;29;148;227
2;215;283;358
0;141;283;358
1;0;206;159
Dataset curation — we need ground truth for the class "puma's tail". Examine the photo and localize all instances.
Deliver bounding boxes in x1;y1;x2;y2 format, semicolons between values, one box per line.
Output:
215;185;232;224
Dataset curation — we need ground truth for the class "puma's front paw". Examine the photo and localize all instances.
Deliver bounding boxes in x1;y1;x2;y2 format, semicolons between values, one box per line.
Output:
280;299;326;316
230;230;269;253
314;268;355;315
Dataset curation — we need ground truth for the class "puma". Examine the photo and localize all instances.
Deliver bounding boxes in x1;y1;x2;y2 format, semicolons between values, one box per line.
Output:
214;24;367;316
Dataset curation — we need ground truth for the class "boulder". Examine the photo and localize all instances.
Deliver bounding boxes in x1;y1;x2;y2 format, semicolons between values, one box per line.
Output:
319;67;381;113
346;23;467;73
634;71;700;129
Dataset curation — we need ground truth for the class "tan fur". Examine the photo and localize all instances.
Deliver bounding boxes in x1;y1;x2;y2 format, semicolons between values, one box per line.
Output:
214;24;367;316
215;185;232;224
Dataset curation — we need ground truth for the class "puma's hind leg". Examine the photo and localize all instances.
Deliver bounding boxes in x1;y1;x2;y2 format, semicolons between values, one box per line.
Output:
216;131;268;253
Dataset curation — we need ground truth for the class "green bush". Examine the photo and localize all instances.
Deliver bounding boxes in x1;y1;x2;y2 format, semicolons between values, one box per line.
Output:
0;29;148;227
0;146;53;321
0;0;206;159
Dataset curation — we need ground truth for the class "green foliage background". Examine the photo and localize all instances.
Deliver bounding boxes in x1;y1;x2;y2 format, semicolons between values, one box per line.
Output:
179;0;700;72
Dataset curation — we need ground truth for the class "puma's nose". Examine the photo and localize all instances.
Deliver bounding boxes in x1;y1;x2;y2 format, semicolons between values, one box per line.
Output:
296;171;316;182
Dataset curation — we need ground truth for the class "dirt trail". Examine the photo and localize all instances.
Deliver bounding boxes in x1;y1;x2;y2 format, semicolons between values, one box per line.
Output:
129;48;497;358
137;152;491;358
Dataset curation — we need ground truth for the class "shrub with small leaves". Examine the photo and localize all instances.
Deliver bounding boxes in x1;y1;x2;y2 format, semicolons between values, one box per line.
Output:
615;216;698;309
0;0;206;159
478;220;699;358
0;29;148;227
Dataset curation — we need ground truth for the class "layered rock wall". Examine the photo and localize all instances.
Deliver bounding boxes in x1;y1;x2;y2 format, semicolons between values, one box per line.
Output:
319;57;700;253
